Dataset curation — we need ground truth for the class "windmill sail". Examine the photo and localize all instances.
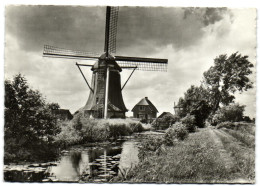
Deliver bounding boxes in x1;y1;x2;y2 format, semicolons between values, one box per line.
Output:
42;6;169;119
104;7;119;54
43;45;100;60
115;56;168;71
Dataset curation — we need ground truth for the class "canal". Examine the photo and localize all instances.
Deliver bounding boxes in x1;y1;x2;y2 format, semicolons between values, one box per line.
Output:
4;132;156;182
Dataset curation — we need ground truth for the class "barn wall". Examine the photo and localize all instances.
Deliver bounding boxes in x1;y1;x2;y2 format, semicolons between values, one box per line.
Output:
132;106;157;123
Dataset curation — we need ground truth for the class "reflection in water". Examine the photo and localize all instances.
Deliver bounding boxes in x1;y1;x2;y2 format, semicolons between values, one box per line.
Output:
48;139;139;182
119;141;139;170
50;155;80;181
4;138;141;182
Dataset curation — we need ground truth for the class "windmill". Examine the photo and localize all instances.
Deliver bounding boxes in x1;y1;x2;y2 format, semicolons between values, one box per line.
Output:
43;6;168;119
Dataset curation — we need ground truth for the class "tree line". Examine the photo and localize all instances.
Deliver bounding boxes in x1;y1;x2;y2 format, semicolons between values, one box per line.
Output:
153;52;254;130
4;74;60;163
176;52;254;127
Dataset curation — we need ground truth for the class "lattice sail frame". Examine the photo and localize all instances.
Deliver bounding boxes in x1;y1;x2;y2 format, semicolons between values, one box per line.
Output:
115;56;168;71
117;61;167;71
108;7;119;53
104;7;119;54
43;45;101;59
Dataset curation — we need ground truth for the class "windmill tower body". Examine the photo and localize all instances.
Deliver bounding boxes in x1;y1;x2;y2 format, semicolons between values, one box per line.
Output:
83;53;127;118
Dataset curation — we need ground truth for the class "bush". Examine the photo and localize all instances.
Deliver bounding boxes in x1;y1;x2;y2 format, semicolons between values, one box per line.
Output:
152;114;180;130
212;103;245;125
164;123;188;145
216;121;236;130
129;122;144;133
108;123;131;138
54;121;82;148
181;114;196;132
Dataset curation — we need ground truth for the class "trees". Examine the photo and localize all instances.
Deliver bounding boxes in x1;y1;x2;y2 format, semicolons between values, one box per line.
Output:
212;103;245;125
203;52;253;113
176;52;253;126
176;85;211;127
4;74;60;163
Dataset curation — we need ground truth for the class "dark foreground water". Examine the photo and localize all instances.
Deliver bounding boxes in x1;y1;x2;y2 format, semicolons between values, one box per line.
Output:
4;135;142;182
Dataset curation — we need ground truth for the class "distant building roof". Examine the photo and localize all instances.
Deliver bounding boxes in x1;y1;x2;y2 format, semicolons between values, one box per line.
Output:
158;112;174;118
52;109;73;120
132;97;158;112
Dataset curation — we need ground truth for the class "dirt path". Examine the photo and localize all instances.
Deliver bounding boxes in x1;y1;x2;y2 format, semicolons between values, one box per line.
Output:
208;128;235;171
208;127;251;183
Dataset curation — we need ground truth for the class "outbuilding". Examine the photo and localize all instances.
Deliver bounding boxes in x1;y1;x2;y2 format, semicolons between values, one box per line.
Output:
132;97;158;123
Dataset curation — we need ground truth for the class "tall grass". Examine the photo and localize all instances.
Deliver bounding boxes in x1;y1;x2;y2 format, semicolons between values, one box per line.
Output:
54;121;82;148
217;121;255;134
217;122;255;148
117;128;252;183
54;117;144;147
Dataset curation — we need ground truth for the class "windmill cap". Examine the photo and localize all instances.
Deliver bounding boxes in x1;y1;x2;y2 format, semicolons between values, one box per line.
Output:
99;53;114;60
91;53;122;71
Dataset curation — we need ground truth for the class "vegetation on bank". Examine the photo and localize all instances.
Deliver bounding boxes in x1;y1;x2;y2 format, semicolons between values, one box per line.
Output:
115;122;255;183
217;121;255;148
216;123;255;181
54;116;144;148
4;74;61;164
4;74;144;164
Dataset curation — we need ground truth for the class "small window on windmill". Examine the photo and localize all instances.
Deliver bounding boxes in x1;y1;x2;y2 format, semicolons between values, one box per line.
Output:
96;97;99;104
139;106;145;111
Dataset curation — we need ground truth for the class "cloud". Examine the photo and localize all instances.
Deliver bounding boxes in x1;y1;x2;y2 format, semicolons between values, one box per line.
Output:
5;32;94;112
116;7;232;56
5;5;106;53
122;8;256;117
4;6;256;118
5;6;232;56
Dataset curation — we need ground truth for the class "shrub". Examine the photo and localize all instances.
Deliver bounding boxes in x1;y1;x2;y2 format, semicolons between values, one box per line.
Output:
212;103;245;125
54;121;82;148
243;116;252;123
140;118;147;123
108;123;131;138
129;122;144;133
152;114;180;130
164;123;188;145
216;121;236;130
181;114;196;132
79;119;110;142
151;118;162;130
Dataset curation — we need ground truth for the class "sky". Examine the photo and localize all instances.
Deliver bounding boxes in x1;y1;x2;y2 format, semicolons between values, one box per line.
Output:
4;5;256;118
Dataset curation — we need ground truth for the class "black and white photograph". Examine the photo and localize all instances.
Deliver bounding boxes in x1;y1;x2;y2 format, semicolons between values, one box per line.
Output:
2;1;257;184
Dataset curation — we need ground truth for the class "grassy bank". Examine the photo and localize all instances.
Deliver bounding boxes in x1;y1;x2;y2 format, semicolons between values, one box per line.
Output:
217;122;255;148
215;122;255;180
116;124;255;183
54;117;144;148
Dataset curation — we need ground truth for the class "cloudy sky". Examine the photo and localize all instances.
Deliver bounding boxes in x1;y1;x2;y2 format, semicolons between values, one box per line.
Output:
4;5;256;118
